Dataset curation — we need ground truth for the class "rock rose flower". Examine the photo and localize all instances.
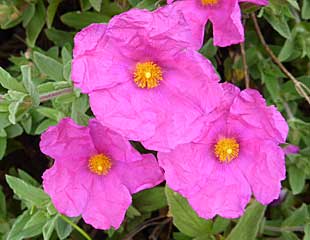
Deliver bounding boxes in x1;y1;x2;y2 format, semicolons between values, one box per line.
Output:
72;8;223;152
158;83;288;219
166;0;268;48
40;118;164;229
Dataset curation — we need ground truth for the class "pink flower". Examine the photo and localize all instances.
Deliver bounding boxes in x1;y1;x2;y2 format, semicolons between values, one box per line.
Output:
166;0;268;48
158;83;288;219
72;8;223;152
40;118;164;230
283;144;299;155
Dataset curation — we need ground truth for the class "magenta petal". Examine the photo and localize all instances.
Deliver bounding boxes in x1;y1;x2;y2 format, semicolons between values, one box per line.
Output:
114;153;164;194
40;118;97;163
188;162;251;219
230;89;288;143
82;174;131;230
88;119;142;163
43;162;92;217
158;143;213;196
240;142;285;205
210;0;244;47
90;82;205;152
163;50;223;114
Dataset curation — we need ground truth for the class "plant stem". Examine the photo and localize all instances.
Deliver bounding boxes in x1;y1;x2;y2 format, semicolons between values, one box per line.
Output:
251;13;310;104
0;87;73;104
39;87;73;102
59;215;92;240
264;225;304;233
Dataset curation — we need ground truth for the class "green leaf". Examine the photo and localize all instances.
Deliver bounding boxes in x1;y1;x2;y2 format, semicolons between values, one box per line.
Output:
5;124;23;138
282;204;309;227
304;223;310;240
264;8;291;39
22;4;35;27
288;165;306;194
302;0;310;20
55;216;72;240
33;51;63;82
18;169;40;186
61;11;109;29
34;119;57;135
199;39;218;59
21;65;40;107
5;175;50;207
36;106;65;121
135;0;158;10
43;215;57;240
26;0;46;47
8;91;28;124
89;0;102;11
226;201;266;240
0;67;25;92
165;186;212;237
0;187;6;218
211;216;230;234
0;137;7;160
133;187;167;213
7;210;32;240
45;28;75;46
47;0;62;28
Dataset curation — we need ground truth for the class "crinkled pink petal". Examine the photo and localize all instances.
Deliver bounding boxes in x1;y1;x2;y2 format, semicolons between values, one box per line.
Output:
73;23;107;57
43;161;93;217
208;0;244;47
158;142;214;196
283;144;300;155
161;0;207;49
82;174;131;230
88;119;142;163
107;6;196;49
163;50;222;113
230;89;288;143
40;118;97;163
239;0;268;5
89;81;205;152
238;141;285;204
187;159;251;219
114;153;164;194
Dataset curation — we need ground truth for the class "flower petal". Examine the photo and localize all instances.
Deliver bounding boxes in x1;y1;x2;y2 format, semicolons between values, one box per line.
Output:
82;174;131;230
114;153;164;194
163;50;223;114
239;141;285;205
89;119;142;163
188;161;251;219
40;118;97;163
90;81;205;152
230;89;288;143
43;161;92;217
209;0;244;47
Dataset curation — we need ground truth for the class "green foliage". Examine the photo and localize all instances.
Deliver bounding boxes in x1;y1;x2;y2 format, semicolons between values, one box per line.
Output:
0;0;309;239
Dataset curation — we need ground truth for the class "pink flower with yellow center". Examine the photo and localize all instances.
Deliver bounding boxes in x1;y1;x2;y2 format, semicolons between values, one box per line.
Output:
72;8;223;152
158;83;288;219
166;0;268;48
40;118;164;230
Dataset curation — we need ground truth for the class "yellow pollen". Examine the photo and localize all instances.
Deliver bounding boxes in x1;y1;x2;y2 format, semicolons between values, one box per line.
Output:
88;154;112;175
134;61;163;89
214;138;239;163
201;0;218;5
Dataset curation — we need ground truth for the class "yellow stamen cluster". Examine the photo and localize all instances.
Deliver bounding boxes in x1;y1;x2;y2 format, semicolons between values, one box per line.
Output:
88;154;112;175
134;61;163;89
201;0;218;5
214;138;239;163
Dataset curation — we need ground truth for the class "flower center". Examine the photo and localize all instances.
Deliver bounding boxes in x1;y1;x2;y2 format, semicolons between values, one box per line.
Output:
134;61;163;89
88;154;112;175
201;0;218;5
214;138;239;163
